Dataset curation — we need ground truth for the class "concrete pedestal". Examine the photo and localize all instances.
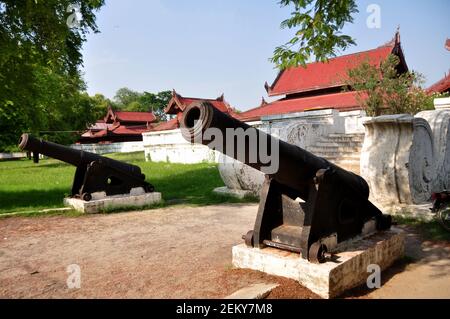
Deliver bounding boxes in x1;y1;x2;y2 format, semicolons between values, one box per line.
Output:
232;228;405;299
64;192;162;214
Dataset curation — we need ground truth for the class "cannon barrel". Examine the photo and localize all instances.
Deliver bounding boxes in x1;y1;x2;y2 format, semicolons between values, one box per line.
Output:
180;101;390;262
18;133;142;176
180;102;369;201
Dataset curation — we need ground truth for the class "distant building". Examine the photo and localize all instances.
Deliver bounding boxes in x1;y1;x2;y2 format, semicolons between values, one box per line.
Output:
148;89;239;132
239;32;407;121
427;73;450;95
426;39;450;95
78;106;157;144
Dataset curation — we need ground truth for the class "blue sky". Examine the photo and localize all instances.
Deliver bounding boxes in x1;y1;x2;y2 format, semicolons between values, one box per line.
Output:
82;0;450;111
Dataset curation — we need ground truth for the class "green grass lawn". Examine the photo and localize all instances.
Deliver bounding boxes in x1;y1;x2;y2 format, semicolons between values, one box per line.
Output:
0;152;257;215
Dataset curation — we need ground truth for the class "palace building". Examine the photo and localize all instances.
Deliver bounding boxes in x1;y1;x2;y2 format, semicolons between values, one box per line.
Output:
78;106;157;144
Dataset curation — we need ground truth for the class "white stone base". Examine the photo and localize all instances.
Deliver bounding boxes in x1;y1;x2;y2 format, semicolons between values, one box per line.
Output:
232;228;405;299
213;186;254;199
64;192;162;214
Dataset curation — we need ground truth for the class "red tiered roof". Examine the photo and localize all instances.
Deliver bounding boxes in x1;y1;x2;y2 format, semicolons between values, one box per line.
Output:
426;73;450;94
149;118;179;132
164;90;234;115
79;107;157;143
239;91;364;121
147;90;240;133
114;111;156;123
104;107;156;124
266;32;407;97
240;32;408;121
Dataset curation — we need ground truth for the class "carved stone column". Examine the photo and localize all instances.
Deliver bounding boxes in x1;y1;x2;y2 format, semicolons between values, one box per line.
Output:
361;115;435;205
416;98;450;191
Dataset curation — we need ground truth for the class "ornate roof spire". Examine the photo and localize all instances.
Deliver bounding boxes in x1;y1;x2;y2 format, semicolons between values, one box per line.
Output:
260;97;268;106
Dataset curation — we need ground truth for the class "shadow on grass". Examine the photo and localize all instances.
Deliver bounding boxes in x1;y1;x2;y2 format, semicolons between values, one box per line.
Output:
145;165;259;207
0;164;258;215
0;188;69;214
393;216;450;242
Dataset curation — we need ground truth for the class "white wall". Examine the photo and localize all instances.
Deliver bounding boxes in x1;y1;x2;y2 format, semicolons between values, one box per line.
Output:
338;110;369;134
71;141;144;155
142;129;219;163
0;152;27;160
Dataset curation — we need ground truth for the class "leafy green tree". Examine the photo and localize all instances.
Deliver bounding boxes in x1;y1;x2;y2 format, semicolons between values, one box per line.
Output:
124;101;145;112
90;93;115;119
112;88;172;121
139;91;172;121
113;87;142;110
0;0;105;151
271;0;358;69
345;54;435;116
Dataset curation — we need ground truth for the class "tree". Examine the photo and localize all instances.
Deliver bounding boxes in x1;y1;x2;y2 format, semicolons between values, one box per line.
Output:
114;87;142;110
271;0;358;69
124;101;145;112
139;91;172;121
0;0;105;151
112;88;172;121
345;54;435;116
90;93;115;120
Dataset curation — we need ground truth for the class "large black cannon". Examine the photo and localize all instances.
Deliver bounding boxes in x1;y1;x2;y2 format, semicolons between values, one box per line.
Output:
181;101;391;263
18;134;154;201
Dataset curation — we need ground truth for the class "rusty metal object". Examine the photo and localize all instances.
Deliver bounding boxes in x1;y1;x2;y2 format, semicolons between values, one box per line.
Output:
181;101;392;263
18;134;155;201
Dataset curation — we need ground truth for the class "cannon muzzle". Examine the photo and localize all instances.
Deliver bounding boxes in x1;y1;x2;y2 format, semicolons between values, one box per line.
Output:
181;101;391;263
18;134;154;200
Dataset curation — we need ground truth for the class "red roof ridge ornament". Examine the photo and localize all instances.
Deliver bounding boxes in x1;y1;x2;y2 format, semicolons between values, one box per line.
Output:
164;90;236;115
382;27;400;48
260;96;268;106
264;81;270;94
216;93;225;101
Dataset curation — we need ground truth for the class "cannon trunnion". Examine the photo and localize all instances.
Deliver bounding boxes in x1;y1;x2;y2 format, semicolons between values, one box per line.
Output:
18;134;154;201
181;101;392;263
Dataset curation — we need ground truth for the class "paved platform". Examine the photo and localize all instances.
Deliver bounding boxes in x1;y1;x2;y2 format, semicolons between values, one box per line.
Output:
232;228;405;298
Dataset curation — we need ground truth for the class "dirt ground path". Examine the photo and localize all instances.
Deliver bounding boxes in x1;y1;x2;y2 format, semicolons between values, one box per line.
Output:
0;203;449;298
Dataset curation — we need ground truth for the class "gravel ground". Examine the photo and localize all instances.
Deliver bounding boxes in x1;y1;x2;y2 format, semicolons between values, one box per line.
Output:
0;203;448;299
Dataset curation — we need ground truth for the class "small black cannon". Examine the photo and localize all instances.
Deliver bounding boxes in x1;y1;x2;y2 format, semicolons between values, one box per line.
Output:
18;134;154;201
181;101;391;263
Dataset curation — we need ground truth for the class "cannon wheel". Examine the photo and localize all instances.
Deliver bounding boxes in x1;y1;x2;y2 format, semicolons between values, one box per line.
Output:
82;192;92;201
243;230;254;247
309;242;327;264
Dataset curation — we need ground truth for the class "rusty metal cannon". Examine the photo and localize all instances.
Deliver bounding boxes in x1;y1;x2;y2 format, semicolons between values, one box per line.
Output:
181;101;391;263
18;134;154;201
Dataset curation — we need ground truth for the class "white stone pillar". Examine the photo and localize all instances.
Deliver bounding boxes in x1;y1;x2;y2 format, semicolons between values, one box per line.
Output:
415;97;450;191
361;115;435;205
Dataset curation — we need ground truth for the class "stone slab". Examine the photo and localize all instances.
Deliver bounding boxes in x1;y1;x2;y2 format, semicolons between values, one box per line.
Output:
213;186;254;199
232;228;405;299
64;192;162;214
225;283;279;299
